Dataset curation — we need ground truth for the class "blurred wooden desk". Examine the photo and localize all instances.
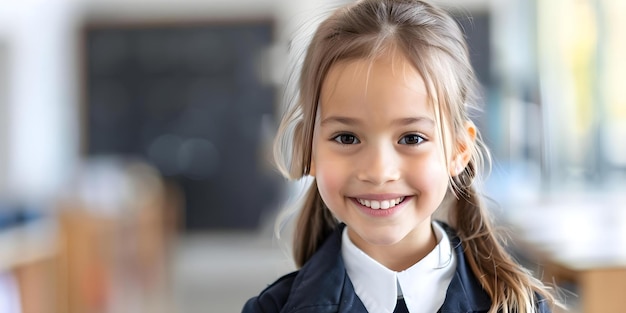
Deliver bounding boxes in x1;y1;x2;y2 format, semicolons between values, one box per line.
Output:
0;218;58;274
0;161;181;313
505;196;626;313
0;218;60;313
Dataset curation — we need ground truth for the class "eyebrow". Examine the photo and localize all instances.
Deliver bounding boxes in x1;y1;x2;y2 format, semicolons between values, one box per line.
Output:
320;116;435;128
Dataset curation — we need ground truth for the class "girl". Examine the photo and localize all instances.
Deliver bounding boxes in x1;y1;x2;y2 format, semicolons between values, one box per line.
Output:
244;0;558;312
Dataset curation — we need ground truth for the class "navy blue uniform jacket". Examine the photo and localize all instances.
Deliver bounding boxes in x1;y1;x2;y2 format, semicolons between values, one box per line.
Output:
243;222;551;313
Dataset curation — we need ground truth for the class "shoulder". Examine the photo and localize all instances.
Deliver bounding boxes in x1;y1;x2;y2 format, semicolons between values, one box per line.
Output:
435;221;555;313
435;220;492;312
242;224;348;313
242;271;298;313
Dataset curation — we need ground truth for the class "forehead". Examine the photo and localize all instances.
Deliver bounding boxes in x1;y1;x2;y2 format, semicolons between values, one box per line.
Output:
319;52;432;120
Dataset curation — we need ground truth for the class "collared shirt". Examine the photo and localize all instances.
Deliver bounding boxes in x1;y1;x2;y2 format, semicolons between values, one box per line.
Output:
243;222;513;313
341;222;457;313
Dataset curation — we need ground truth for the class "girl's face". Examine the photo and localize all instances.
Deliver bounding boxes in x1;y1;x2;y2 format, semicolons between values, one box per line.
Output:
311;52;458;258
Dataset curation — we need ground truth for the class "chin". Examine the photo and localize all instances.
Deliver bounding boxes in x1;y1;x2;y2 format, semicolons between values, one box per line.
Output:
354;226;407;246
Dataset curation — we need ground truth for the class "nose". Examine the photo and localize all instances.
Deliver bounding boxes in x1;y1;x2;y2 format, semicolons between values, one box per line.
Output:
356;143;401;185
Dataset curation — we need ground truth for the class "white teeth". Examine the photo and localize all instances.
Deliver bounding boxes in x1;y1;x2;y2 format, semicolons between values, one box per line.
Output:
357;197;405;210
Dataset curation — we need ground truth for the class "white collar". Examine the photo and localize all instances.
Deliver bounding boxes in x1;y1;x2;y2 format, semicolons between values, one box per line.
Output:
341;222;456;313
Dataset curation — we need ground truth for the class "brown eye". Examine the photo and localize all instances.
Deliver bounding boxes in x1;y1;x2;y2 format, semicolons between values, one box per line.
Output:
333;134;360;145
399;134;424;145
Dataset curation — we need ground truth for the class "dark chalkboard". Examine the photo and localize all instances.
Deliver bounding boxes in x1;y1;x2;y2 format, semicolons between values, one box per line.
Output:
83;20;282;231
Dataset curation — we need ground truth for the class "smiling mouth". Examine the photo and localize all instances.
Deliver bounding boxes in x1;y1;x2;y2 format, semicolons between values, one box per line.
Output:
355;197;406;210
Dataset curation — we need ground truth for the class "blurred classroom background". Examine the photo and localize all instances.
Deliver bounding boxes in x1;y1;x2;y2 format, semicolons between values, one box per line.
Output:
0;0;624;312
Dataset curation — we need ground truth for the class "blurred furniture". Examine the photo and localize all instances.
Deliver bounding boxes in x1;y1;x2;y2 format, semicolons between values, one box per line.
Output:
506;194;626;313
56;159;181;313
0;159;181;313
0;217;58;313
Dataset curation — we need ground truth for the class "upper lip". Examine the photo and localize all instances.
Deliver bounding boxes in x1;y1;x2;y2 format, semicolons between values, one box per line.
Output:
351;193;408;200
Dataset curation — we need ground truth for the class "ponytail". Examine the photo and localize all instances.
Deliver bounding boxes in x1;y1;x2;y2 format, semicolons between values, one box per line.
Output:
293;180;338;267
451;161;558;313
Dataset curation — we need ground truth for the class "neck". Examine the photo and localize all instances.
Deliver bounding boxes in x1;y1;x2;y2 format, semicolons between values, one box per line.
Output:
348;221;438;271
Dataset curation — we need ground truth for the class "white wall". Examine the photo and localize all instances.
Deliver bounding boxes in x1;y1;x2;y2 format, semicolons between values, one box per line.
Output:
0;44;7;197
0;1;79;204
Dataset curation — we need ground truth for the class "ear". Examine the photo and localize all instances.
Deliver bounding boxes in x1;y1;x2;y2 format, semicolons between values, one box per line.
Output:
449;120;476;176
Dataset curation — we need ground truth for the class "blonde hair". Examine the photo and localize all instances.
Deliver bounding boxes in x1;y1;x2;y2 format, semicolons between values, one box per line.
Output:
273;0;557;312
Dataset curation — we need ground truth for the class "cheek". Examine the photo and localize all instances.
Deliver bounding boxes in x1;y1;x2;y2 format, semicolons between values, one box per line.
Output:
407;153;450;196
316;169;348;221
315;159;346;201
312;145;350;213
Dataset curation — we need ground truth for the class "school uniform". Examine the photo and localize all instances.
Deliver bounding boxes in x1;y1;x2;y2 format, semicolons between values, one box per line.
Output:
242;221;551;313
